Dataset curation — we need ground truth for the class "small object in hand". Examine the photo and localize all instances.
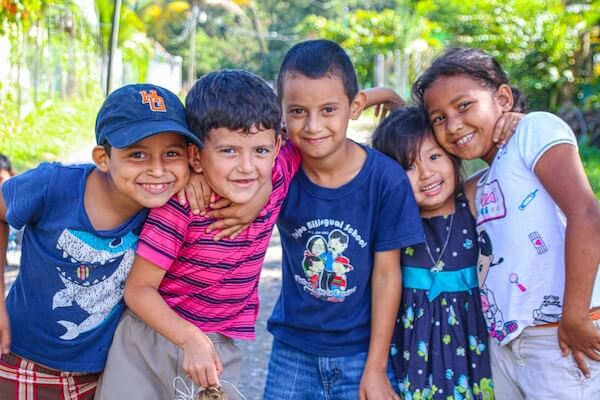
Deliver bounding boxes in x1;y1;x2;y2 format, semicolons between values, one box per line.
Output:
196;386;227;400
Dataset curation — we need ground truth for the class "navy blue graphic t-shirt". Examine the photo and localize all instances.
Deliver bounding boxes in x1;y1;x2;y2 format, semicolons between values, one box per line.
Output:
268;144;424;356
2;163;147;372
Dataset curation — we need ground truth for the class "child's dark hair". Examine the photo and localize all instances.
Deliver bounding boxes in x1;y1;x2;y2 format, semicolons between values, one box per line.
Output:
277;39;358;104
372;106;463;195
0;153;13;173
186;69;281;141
413;47;527;113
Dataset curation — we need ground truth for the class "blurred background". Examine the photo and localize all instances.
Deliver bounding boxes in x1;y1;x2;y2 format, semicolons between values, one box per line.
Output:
1;2;599;397
0;0;599;189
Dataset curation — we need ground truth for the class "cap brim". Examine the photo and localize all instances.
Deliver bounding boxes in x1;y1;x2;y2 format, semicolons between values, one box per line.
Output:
103;120;203;149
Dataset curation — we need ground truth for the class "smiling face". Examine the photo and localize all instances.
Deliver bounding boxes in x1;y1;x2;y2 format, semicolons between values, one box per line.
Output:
423;75;513;164
195;126;281;205
98;132;192;211
281;74;363;163
406;135;457;217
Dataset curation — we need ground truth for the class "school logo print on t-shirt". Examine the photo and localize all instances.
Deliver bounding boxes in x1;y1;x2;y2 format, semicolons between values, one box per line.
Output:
293;220;362;302
476;180;507;226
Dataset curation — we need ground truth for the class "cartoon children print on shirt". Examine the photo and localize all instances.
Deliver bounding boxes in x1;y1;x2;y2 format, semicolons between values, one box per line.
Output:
299;229;356;302
477;230;518;342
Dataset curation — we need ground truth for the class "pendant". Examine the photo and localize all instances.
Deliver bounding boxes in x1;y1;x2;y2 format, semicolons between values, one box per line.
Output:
431;260;445;272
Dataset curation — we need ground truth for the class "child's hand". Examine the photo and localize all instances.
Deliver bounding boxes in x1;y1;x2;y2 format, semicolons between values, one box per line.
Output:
0;304;11;354
362;87;406;123
204;198;251;241
558;317;600;378
177;172;214;215
205;181;273;241
181;329;223;389
359;366;400;400
492;112;524;147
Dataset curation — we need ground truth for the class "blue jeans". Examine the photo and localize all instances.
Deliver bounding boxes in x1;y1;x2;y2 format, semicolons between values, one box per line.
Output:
263;339;397;400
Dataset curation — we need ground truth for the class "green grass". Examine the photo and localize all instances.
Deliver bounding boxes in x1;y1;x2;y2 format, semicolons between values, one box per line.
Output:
0;98;102;172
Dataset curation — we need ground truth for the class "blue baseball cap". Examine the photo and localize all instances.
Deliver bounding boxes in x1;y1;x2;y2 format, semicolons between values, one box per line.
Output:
95;83;203;149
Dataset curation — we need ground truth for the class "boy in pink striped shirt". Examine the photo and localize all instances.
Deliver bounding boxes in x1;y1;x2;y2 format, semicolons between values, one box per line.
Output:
95;70;301;400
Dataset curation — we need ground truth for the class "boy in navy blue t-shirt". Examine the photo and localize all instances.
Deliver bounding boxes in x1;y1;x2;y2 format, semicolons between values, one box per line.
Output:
0;84;203;399
263;40;424;399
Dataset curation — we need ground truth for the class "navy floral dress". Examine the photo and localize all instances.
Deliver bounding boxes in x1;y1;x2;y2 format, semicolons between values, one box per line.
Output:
391;195;494;400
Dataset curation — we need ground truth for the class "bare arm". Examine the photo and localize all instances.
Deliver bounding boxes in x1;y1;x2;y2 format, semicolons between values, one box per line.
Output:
124;256;223;387
359;249;401;400
534;143;600;377
205;179;273;240
362;87;406;122
0;188;11;354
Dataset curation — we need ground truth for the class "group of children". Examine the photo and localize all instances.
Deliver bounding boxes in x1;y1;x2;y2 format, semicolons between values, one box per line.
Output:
0;38;598;400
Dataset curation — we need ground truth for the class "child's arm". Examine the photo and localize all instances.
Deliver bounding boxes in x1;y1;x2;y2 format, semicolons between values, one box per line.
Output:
534;144;600;377
0;189;12;354
362;87;406;122
204;180;273;240
359;249;401;400
124;256;223;387
178;172;273;241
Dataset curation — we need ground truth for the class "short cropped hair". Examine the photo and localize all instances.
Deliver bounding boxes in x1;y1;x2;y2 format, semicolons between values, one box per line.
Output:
277;40;358;103
0;154;13;173
186;69;281;141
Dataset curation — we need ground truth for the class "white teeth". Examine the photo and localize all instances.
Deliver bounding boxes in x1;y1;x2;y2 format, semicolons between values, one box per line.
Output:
457;133;474;146
422;182;442;192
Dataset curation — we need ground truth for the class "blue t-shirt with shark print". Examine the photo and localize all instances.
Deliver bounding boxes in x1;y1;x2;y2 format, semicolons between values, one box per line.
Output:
2;163;148;372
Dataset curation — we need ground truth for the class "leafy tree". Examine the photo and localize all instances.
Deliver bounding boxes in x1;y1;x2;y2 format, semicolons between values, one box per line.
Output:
420;0;600;111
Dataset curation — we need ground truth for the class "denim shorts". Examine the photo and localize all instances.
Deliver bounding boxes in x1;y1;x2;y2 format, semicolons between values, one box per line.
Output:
263;339;397;400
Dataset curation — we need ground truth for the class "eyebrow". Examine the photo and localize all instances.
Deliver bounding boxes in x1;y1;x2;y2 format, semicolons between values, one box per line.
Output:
428;94;468;115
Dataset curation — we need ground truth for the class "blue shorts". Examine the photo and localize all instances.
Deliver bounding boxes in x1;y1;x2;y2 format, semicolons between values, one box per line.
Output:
263;339;397;400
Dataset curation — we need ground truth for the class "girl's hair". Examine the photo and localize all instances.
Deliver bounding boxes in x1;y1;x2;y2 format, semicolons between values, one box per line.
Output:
372;106;463;196
412;47;527;113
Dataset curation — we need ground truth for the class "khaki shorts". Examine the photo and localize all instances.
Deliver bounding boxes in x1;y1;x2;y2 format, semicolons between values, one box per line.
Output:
94;309;243;400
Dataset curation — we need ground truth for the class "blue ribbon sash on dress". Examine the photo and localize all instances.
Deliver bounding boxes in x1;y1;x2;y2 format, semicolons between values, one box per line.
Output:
402;265;479;302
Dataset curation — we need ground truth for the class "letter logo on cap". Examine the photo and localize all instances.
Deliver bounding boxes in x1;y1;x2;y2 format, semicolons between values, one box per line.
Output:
139;90;167;112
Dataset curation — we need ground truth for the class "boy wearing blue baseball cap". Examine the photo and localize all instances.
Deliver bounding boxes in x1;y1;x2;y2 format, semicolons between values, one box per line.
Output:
0;84;202;400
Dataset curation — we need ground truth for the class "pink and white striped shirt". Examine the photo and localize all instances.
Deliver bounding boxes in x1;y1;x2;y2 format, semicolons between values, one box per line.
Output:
136;143;300;340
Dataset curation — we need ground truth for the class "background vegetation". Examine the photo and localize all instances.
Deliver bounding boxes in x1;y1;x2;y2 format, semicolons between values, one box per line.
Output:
1;0;599;195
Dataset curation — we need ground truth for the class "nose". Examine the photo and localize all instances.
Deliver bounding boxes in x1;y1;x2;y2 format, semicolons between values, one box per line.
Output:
147;157;166;177
304;113;322;134
237;152;254;174
446;112;464;134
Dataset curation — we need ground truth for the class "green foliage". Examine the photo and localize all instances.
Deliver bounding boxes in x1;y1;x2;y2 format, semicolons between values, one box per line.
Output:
420;0;600;111
0;96;102;171
295;3;439;87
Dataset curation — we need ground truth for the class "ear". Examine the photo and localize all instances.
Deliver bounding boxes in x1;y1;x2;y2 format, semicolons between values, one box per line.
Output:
188;144;203;173
92;145;110;172
495;84;514;112
273;134;283;159
349;90;368;120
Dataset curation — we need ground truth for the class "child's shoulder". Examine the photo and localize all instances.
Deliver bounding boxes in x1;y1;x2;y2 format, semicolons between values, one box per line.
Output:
367;145;410;179
518;112;572;133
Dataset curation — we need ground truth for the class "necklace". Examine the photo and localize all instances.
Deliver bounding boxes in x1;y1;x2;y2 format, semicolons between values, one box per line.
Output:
424;213;455;272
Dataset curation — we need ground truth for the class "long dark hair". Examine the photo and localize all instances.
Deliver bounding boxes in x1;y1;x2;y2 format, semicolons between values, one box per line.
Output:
413;47;526;113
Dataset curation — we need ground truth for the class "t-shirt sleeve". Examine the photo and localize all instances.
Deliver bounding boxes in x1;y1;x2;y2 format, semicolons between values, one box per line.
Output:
1;163;54;229
516;112;577;172
136;197;191;270
373;158;425;252
274;141;302;188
